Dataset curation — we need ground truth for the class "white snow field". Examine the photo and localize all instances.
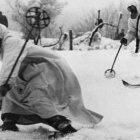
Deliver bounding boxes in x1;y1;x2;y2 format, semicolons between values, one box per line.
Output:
1;47;140;139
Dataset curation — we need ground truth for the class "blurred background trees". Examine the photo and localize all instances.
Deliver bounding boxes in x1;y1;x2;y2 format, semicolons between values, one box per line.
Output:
6;0;129;40
7;0;66;38
70;0;129;40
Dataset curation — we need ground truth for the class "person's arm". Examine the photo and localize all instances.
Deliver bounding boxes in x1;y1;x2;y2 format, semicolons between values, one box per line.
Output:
0;25;11;96
0;38;28;96
124;18;136;44
120;18;136;45
0;39;27;86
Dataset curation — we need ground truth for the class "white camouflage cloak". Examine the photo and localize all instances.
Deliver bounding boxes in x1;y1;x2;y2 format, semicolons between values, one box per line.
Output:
125;0;140;44
0;24;103;127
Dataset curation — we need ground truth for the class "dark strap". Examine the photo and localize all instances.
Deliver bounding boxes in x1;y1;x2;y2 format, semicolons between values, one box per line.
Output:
135;14;140;53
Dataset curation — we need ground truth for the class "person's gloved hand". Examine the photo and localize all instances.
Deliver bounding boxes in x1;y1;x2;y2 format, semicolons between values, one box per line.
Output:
120;38;127;46
0;84;11;97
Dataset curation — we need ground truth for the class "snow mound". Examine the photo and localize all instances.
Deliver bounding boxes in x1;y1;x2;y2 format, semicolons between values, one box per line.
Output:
0;32;140;139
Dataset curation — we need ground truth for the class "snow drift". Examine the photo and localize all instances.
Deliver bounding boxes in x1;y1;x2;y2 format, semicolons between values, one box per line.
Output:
0;48;140;139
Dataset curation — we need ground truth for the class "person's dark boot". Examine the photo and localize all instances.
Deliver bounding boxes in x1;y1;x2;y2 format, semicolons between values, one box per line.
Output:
45;115;77;139
0;113;19;131
0;121;19;131
59;123;77;134
48;122;77;139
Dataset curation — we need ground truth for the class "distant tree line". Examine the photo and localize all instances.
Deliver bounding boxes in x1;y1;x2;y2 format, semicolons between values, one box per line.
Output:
69;0;129;40
7;0;129;40
6;0;66;39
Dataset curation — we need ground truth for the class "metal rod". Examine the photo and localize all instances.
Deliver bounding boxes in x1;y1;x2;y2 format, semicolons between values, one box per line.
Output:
5;26;34;85
110;43;122;70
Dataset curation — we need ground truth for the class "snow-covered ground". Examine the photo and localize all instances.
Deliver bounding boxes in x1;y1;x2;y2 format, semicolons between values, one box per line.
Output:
0;30;140;139
1;48;140;139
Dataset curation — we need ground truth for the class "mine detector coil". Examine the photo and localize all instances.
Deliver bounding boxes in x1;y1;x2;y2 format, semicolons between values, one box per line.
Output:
104;15;140;78
104;43;123;78
5;7;50;85
26;7;50;29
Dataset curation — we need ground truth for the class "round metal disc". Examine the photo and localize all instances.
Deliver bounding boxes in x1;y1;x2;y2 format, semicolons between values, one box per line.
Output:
26;7;50;29
104;69;116;78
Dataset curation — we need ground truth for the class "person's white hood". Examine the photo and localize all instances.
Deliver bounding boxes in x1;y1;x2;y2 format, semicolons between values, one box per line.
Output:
126;0;140;13
124;0;140;45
